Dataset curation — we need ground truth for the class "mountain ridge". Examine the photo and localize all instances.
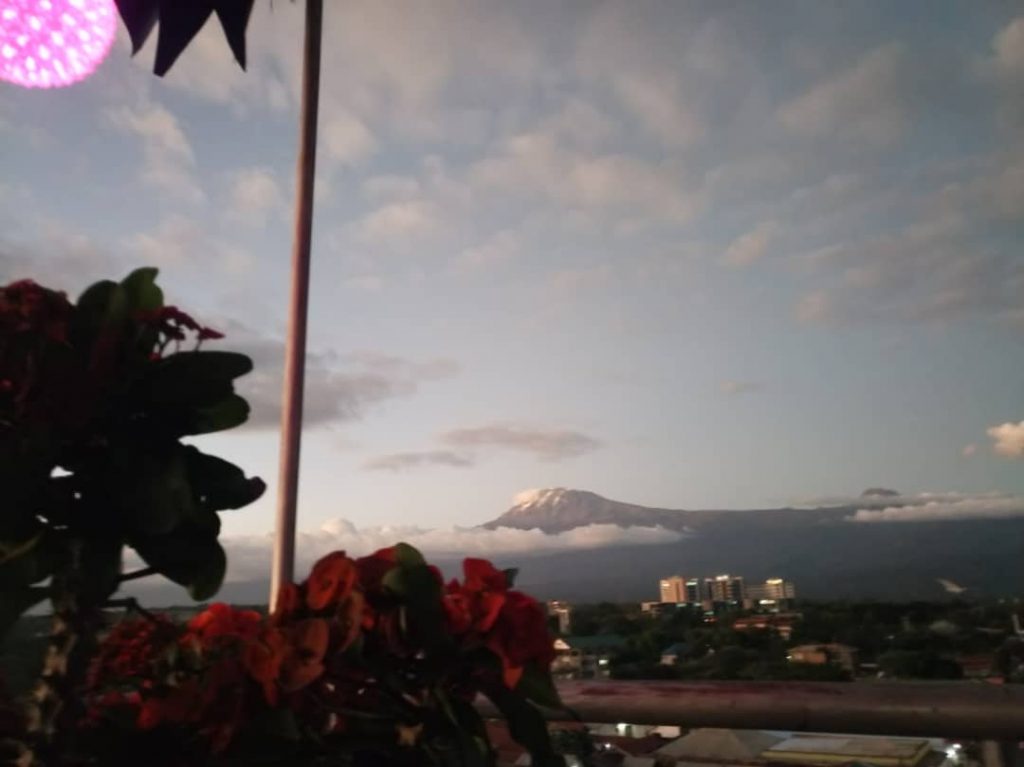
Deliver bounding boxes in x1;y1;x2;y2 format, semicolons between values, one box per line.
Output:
483;487;852;533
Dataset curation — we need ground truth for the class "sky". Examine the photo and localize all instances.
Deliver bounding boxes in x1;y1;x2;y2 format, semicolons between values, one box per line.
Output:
2;1;1023;556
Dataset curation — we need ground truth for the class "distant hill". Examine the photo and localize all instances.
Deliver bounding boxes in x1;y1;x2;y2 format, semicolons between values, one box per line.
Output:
123;487;1024;606
482;487;851;533
478;488;1024;602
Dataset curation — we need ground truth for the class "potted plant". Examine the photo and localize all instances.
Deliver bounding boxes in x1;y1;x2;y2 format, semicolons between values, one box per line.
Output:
0;269;565;766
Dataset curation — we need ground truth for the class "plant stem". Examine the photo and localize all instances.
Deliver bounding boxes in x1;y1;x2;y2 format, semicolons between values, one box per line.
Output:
24;540;104;766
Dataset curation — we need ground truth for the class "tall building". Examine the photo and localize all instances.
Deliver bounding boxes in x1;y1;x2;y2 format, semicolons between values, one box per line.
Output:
746;578;796;602
685;578;704;603
547;600;573;634
705;574;745;603
659;575;686;603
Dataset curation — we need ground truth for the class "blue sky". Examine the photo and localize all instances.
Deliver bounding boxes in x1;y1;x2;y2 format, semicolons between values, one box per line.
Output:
2;1;1023;552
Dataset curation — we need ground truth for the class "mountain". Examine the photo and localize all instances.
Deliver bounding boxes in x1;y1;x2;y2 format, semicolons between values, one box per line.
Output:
481;488;1024;602
483;487;849;533
128;488;1024;607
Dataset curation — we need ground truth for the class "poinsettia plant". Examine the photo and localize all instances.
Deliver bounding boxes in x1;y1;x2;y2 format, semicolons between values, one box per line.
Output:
0;269;565;766
79;547;564;766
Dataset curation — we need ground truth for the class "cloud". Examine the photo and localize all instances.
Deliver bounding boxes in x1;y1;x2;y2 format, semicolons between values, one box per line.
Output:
454;230;519;272
208;323;459;429
122;215;204;267
987;420;1024;458
778;43;913;146
992;16;1024;78
961;443;978;458
105;102;204;203
358;200;443;250
470;132;700;223
719;380;762;396
441;423;601;462
1;221;121;296
219;521;686;581
985;16;1024;129
229;167;284;222
795;290;833;323
121;216;253;275
788;169;1024;330
797;490;1024;522
321;107;377;166
848;493;1024;523
722;221;779;267
361;175;422;203
363;451;474;472
574;3;704;148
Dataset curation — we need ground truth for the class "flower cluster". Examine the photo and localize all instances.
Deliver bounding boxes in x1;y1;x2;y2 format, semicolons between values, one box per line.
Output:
136;305;223;359
0;279;73;420
84;546;560;762
443;558;556;688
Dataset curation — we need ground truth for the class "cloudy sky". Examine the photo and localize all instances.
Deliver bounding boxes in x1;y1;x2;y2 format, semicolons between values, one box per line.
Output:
2;1;1023;548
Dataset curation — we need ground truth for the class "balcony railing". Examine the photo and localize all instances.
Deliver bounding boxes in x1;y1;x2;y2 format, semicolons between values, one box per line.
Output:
481;680;1024;767
480;680;1024;741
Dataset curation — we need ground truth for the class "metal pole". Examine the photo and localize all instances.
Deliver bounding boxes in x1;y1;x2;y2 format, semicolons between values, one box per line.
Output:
270;0;323;607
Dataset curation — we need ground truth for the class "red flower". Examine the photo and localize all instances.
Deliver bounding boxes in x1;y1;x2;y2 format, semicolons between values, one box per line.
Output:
355;546;398;594
244;627;288;705
486;591;556;689
271;582;302;625
443;585;473;635
188;603;262;645
306;552;358;610
463;559;507;593
280;619;329;693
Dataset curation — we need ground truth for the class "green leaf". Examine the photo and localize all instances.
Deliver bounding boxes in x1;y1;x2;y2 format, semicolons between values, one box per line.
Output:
72;280;128;349
130;528;226;601
392;542;426;568
113;446;196;536
0;584;47;640
382;561;449;653
503;567;519;588
185;393;250;435
147;351;253;407
0;529;44;568
120;267;163;313
78;536;124;603
483;684;565;767
0;528;52;638
516;662;563;709
446;694;493;767
0;529;55;588
184;447;265;512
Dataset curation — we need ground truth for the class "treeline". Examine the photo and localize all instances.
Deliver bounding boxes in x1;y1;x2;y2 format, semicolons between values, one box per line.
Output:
559;600;1024;683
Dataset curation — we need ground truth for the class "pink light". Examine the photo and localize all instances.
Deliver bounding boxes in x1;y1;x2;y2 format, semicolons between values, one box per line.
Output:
0;0;116;89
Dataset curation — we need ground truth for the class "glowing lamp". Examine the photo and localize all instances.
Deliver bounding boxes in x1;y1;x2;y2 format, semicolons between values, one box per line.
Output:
0;0;116;89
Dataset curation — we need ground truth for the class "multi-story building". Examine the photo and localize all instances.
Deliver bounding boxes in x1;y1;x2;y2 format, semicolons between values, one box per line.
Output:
746;578;797;610
788;643;858;673
747;578;796;601
685;577;705;603
659;575;686;603
546;600;573;635
552;635;627;679
706;574;745;604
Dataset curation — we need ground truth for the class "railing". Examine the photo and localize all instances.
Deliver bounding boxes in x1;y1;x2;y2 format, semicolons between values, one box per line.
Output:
480;680;1024;742
526;680;1024;741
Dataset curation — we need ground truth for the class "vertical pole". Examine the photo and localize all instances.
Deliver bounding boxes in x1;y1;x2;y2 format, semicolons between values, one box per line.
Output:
270;0;323;607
